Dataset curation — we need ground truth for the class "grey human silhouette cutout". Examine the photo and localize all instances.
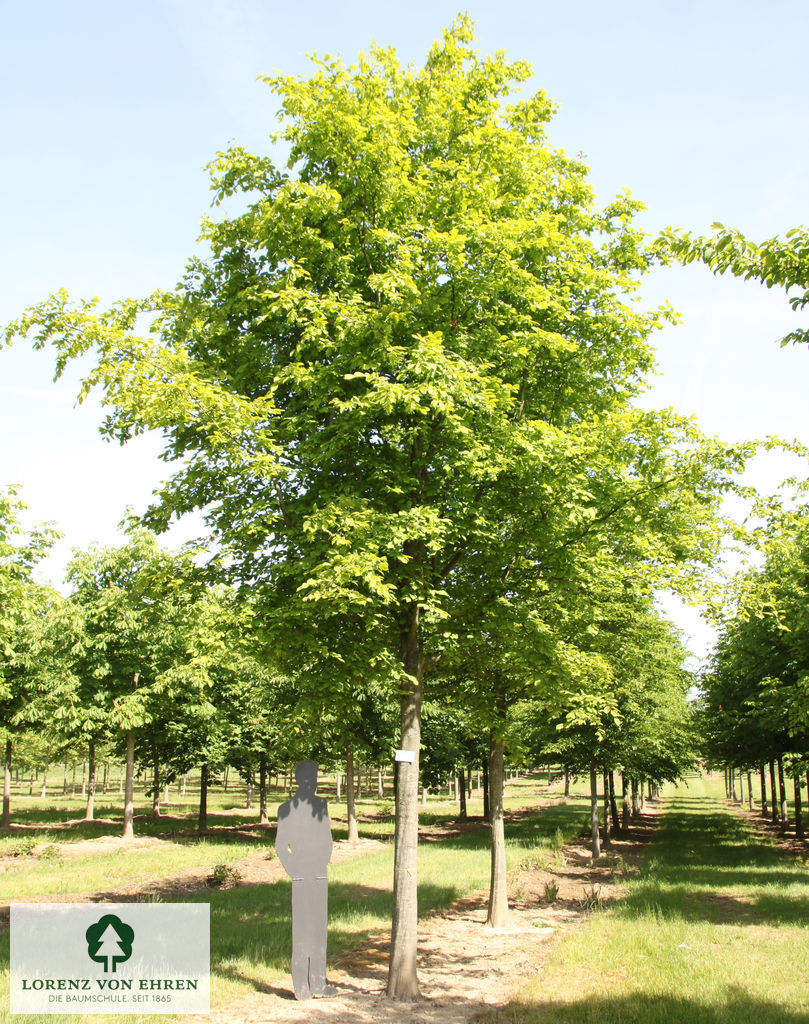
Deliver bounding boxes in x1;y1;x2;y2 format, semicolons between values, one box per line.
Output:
275;760;336;999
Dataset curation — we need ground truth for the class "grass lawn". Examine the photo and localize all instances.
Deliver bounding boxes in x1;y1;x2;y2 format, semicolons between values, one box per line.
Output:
0;772;587;1024
495;774;809;1024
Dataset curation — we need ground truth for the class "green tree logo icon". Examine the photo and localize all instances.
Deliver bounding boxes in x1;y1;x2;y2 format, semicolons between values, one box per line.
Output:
85;914;135;973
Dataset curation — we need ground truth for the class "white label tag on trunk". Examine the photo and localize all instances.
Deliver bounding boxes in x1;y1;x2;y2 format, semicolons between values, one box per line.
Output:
394;749;415;763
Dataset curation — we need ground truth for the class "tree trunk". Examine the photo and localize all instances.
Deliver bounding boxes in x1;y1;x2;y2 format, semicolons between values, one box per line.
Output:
778;757;788;824
589;762;601;862
794;774;804;840
386;604;423;1001
486;734;509;928
198;763;208;834
85;740;96;821
71;762;76;798
747;771;753;810
246;767;254;810
760;767;767;816
631;777;639;818
770;761;778;822
259;754;269;824
602;771;611;849
564;767;570;797
80;759;86;799
223;766;229;791
346;747;359;844
621;773;630;831
152;747;160;819
2;738;11;828
458;766;467;821
123;730;135;839
378;766;384;799
640;779;646;812
39;763;49;799
482;757;490;822
608;770;620;833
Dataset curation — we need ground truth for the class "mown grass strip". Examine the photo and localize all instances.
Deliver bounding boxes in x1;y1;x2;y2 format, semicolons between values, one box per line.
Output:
495;775;809;1024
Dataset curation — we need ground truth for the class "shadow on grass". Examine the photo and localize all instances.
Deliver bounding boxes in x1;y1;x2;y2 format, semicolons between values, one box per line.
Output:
188;878;459;996
610;795;809;928
495;988;809;1024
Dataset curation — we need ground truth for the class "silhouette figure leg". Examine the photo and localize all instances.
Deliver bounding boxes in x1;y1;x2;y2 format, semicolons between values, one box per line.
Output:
291;878;331;998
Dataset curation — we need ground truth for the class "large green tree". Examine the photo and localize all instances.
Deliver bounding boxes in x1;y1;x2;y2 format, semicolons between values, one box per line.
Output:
5;20;734;997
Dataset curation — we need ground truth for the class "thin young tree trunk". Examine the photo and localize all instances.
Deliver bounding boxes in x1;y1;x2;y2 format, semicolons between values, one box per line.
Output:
482;757;490;822
223;766;229;792
621;773;630;831
40;763;49;799
794;774;803;840
152;747;160;819
760;767;767;816
747;771;753;810
564;767;570;797
198;763;208;834
458;766;467;821
123;730;135;839
346;747;359;844
608;770;620;833
602;771;611;849
71;762;76;798
259;754;269;825
386;603;423;1001
778;757;788;824
63;764;68;794
378;766;384;799
85;740;96;821
246;767;254;810
590;762;601;863
770;761;779;822
640;779;646;812
2;738;11;828
486;734;508;928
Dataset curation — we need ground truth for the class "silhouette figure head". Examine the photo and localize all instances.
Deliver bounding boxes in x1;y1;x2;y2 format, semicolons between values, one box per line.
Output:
295;760;318;795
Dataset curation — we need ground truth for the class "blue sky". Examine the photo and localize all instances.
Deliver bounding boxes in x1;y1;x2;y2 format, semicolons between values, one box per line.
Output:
1;1;807;659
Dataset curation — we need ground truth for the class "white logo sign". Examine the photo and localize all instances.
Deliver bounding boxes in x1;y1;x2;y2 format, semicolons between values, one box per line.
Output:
10;903;210;1014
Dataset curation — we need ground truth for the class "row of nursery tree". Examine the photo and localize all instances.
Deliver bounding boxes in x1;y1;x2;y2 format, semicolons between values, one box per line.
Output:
700;501;809;837
3;17;807;1001
2;497;697;856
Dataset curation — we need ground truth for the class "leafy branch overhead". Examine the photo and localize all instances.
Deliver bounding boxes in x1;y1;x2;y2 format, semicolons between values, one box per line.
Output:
659;223;809;347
